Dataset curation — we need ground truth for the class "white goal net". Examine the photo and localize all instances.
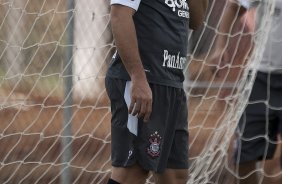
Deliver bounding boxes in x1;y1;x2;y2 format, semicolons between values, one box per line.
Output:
0;0;277;184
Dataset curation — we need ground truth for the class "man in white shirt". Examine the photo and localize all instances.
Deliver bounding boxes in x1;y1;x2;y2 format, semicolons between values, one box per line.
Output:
210;0;282;183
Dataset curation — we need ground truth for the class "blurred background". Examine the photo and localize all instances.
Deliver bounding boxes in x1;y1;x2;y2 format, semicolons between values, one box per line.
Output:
0;0;281;183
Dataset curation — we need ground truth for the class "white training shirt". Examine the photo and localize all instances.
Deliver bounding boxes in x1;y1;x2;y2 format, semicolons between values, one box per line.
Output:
258;0;282;73
238;0;261;9
111;0;141;11
238;0;282;73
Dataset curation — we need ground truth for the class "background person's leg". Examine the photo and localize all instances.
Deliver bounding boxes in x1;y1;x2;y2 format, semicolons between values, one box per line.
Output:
238;161;258;184
234;73;279;184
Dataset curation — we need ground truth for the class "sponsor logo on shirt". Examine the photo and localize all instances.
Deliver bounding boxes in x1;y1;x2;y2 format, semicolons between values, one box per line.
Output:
163;50;186;69
165;0;189;18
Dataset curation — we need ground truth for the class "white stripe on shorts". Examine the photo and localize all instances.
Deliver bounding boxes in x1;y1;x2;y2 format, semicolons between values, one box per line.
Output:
124;81;138;136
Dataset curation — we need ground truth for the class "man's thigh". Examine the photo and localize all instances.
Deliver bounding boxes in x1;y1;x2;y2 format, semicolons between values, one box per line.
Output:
135;84;189;173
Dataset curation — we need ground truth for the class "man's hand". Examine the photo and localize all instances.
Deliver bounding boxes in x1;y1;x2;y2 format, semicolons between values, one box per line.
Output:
129;77;152;122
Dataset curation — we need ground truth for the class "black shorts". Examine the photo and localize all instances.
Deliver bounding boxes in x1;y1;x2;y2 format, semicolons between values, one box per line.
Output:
234;72;282;164
105;77;189;173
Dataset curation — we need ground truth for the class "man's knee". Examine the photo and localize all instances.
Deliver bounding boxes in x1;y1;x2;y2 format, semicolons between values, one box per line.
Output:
107;178;121;184
110;164;149;184
174;169;189;183
154;169;189;184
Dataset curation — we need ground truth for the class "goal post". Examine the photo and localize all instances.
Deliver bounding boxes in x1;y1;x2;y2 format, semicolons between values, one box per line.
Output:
0;0;277;183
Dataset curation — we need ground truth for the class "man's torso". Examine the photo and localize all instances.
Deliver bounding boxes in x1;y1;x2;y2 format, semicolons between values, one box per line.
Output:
107;0;190;88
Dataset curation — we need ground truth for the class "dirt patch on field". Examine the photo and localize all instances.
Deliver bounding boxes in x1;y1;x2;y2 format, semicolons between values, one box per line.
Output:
0;92;282;183
0;91;112;184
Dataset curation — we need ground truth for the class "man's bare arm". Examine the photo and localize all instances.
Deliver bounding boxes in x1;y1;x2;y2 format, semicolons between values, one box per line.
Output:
111;5;152;122
208;0;248;69
111;5;144;81
215;0;247;48
188;0;209;30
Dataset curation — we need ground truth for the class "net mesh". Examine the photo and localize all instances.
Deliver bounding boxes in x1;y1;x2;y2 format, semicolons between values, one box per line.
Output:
0;0;279;183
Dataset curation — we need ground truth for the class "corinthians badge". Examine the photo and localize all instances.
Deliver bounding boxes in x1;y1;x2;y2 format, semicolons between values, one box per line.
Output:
147;131;162;158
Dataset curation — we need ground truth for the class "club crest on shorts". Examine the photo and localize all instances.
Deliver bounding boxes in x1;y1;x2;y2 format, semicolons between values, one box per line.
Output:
147;131;162;158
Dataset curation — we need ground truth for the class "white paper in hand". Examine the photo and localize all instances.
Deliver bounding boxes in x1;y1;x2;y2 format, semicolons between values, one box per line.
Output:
124;81;138;136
